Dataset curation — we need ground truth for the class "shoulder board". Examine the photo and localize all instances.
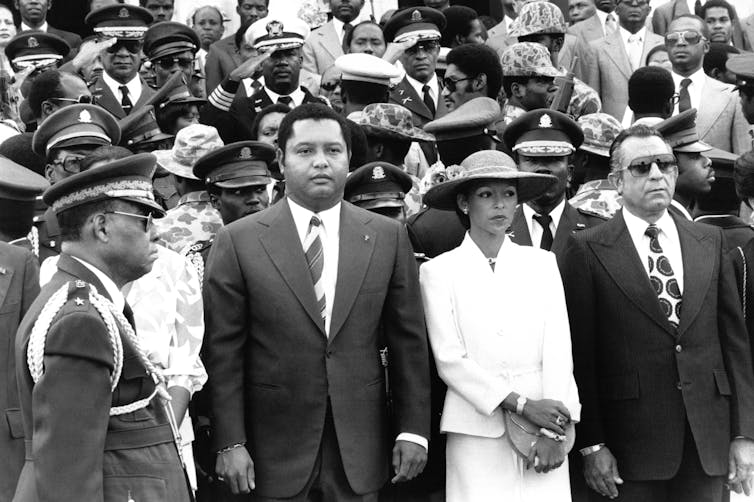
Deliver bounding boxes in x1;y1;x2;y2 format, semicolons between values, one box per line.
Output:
64;280;94;310
576;206;610;222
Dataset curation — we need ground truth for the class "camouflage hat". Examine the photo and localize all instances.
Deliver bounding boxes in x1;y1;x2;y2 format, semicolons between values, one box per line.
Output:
509;0;567;38
354;103;435;143
577;113;623;158
501;42;560;78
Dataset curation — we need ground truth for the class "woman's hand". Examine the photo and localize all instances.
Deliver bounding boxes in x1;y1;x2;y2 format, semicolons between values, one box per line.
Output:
522;398;571;435
527;437;566;473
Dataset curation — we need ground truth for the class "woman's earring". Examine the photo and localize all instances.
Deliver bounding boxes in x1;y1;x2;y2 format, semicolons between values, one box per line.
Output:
463;207;468;214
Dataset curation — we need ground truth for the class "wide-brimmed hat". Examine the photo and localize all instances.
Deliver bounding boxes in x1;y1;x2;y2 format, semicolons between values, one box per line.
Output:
152;124;223;179
423;150;557;210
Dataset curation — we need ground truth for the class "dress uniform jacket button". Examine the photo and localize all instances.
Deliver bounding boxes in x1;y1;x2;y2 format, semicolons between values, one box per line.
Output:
675;345;682;353
676;381;683;390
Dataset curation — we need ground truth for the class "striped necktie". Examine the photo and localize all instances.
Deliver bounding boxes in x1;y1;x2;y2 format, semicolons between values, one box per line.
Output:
304;215;327;324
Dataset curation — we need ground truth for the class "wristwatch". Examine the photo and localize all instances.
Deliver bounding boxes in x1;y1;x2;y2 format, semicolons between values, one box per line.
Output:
516;395;527;415
579;443;605;456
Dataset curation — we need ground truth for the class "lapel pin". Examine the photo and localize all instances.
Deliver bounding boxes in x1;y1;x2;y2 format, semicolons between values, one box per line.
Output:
364;235;370;242
0;267;6;274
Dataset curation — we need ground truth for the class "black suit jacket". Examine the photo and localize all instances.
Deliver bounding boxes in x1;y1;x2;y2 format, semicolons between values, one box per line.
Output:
203;200;430;498
561;210;754;480
695;215;754;252
0;244;38;502
388;77;445;165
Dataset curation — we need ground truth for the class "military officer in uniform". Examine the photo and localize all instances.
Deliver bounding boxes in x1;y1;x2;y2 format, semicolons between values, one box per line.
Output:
345;161;414;224
4;31;70;78
13;154;191;502
32;103;121;262
0;159;48;252
143;21;201;90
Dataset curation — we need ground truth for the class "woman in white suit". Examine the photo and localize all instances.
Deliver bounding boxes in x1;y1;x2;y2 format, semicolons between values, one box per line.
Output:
419;150;581;501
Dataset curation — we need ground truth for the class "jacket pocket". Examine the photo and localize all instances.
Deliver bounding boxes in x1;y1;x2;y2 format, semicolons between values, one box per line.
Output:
103;475;167;500
5;408;24;438
713;369;731;396
599;373;640;400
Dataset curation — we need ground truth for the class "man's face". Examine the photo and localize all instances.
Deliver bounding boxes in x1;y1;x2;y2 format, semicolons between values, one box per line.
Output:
569;0;597;23
513;76;557;110
330;0;365;23
319;67;342;113
103;40;141;83
153;50;194;87
705;7;733;44
45;146;95;184
105;202;160;283
237;0;268;25
144;0;173;23
16;0;48;25
279;118;350;212
399;40;440;84
194;7;224;50
616;0;650;27
596;0;616;12
461;19;486;45
211;184;269;224
610;135;676;220
518;154;569;207
257;111;287;147
41;74;91;119
349;23;386;57
676;150;714;197
262;47;302;93
441;63;484;111
666;17;709;73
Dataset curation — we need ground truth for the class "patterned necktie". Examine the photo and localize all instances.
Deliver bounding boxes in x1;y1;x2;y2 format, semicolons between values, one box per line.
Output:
277;95;294;106
533;213;554;251
304;215;327;323
342;22;353;53
678;78;692;113
645;224;682;328
119;85;133;115
422;84;436;117
605;13;618;36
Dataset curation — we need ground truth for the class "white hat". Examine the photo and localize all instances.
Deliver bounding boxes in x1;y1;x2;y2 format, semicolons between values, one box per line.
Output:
335;53;401;86
247;16;310;52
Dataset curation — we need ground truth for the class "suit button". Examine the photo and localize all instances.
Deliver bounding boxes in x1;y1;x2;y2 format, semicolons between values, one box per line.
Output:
326;350;333;358
676;381;683;390
675;345;682;353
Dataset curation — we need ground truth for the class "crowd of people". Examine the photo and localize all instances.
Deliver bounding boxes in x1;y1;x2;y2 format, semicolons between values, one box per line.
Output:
0;0;753;501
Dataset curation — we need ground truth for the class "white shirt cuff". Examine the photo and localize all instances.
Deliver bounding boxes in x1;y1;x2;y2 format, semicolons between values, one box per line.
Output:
396;432;428;452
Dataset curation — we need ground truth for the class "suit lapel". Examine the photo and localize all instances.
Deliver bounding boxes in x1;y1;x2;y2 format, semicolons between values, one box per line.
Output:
390;78;433;121
55;253;112;302
90;77;125;119
552;202;588;256
133;78;155;110
696;77;728;138
675;215;715;337
604;33;632;79
258;201;327;335
673;0;691;17
0;252;14;311
508;205;533;246
590;212;676;336
328;204;376;341
319;22;342;61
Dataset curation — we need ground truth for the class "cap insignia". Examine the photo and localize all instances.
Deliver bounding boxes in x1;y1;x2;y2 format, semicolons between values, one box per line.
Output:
266;20;284;38
119;7;129;18
539;114;553;128
27;37;38;48
411;10;422;22
372;166;386;180
78;110;92;123
239;146;252;159
75;280;86;288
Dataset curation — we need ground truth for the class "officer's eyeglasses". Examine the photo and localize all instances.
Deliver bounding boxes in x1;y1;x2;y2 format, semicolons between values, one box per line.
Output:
405;40;440;55
51;153;86;174
154;57;193;71
105;39;143;54
623;154;678;177
104;210;154;232
665;31;705;46
443;76;473;92
320;79;341;92
49;95;97;105
669;93;680;105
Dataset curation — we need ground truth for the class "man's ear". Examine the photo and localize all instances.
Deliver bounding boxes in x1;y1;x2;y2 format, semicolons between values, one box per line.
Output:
276;148;285;175
208;192;220;210
90;212;110;244
473;73;488;92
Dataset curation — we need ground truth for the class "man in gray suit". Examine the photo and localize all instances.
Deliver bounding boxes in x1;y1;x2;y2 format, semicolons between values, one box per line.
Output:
569;0;618;42
303;0;365;76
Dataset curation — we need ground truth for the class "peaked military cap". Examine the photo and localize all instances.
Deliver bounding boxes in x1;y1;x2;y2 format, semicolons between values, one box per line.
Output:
85;5;153;40
0;156;49;201
193;141;275;189
654;109;712;153
503;109;583;157
383;7;446;44
144;21;200;61
5;31;69;69
247;16;310;52
146;70;206;109
335;53;401;86
424;97;500;141
33;104;120;156
725;54;754;93
43;153;164;216
345;162;413;209
117;105;173;148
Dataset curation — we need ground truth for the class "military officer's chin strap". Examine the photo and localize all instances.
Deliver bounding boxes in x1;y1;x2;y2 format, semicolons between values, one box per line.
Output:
27;282;165;416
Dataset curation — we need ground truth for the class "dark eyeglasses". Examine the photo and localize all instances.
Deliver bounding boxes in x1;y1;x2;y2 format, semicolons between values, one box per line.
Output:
154;57;193;71
49;95;97;105
105;39;143;54
665;30;705;46
51;153;86;174
104;210;154;232
670;93;680;105
623;154;678;177
443;76;473;92
405;40;440;55
320;80;340;92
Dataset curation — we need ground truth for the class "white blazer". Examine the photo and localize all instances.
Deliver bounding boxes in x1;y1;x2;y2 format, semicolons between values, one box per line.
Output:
419;233;581;439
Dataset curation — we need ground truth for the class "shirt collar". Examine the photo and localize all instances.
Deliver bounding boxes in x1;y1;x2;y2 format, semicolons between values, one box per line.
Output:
71;256;125;312
619;25;646;43
242;75;265;96
288;197;341;243
332;17;346;39
671;66;706;88
103;70;140;94
622;205;676;242
522;197;566;226
21;21;48;32
595;9;610;26
264;86;305;107
405;73;439;100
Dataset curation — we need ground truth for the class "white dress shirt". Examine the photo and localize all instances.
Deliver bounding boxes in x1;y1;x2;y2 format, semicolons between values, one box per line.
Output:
21;21;48;32
620;26;646;71
405;73;439;113
71;256;125;312
264;85;306;107
103;71;143;107
671;67;706;115
623;207;684;293
522;199;565;248
595;9;616;37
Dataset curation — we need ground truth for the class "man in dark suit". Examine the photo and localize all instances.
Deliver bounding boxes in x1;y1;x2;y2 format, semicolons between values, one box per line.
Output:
503;109;606;262
204;103;431;500
16;0;81;50
562;124;754;502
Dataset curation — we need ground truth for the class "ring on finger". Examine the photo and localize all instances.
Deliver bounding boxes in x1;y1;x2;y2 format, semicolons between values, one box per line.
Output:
555;416;564;426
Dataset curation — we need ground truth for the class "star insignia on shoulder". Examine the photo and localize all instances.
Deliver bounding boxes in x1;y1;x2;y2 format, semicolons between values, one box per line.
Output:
74;298;85;306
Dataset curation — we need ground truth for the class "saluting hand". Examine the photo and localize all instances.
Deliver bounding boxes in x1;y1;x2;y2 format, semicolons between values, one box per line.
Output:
391;440;427;483
229;50;273;82
216;446;255;494
382;36;418;65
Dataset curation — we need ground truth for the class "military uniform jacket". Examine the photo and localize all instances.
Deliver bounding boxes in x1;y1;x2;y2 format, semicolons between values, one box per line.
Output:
32;208;62;263
89;74;156;120
13;254;190;502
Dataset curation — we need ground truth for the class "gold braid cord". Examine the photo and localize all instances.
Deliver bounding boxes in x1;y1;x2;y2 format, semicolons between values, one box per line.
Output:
28;282;165;416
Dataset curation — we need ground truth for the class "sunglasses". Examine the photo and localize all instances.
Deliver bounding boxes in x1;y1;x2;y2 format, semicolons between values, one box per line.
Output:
51;153;86;174
49;95;97;105
443;76;473;92
320;80;340;92
105;39;143;54
623;154;678;177
154;57;193;71
665;30;706;46
104;210;154;232
405;40;440;55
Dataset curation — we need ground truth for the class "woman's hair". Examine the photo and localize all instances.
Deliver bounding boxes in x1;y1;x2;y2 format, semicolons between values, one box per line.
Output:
250;103;291;140
645;44;668;66
156;102;195;135
344;20;383;49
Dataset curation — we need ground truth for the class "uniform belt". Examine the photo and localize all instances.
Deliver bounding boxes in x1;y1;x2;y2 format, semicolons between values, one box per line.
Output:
24;423;174;459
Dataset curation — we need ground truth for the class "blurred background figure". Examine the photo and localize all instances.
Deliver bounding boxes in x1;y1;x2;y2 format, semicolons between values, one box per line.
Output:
569;0;597;24
703;42;740;85
192;6;225;78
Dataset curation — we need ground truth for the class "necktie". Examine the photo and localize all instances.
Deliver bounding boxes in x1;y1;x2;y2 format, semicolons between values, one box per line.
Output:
304;215;327;324
119;85;133;115
678;78;692;113
605;13;618;36
341;22;353;53
627;34;642;71
422;85;436;117
277;95;294;106
694;0;703;17
645;224;682;328
533;213;554;251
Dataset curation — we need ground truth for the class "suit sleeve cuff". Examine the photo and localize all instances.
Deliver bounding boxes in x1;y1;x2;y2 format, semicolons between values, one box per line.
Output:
396;433;428;452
